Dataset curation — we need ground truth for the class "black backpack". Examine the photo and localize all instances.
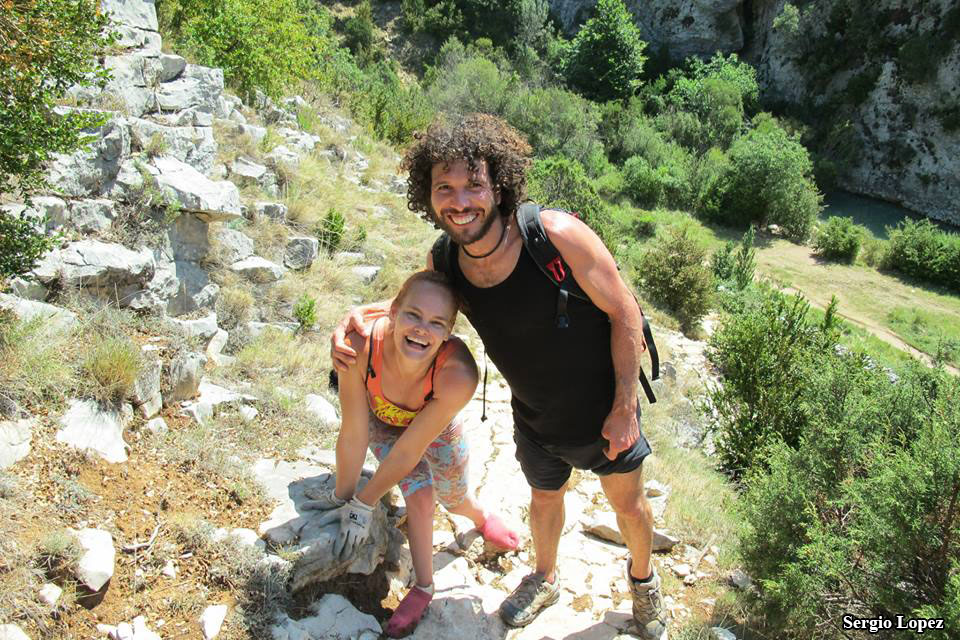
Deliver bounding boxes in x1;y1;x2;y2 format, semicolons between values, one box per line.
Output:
431;202;660;405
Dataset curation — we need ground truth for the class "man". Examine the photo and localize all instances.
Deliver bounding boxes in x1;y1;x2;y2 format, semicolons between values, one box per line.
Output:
331;114;667;639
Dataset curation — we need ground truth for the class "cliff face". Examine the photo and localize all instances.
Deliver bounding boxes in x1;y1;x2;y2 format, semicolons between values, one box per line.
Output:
548;0;960;226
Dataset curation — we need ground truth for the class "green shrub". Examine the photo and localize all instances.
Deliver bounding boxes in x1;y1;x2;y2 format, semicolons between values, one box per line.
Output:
81;336;142;404
622;149;692;210
732;227;756;290
316;208;347;255
564;0;647;102
0;212;59;281
293;295;317;330
706;286;827;475
636;225;713;332
510;87;601;161
813;215;863;263
341;1;381;66
527;155;614;246
885;218;960;292
426;54;519;119
711;241;736;282
859;235;889;268
738;363;960;639
705;115;821;242
348;62;432;144
630;214;657;239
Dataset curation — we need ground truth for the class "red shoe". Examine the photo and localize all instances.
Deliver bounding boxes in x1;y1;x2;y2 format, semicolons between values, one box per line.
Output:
479;513;520;551
385;585;433;638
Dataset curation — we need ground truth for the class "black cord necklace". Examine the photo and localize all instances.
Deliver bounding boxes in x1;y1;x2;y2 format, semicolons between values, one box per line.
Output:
462;221;510;259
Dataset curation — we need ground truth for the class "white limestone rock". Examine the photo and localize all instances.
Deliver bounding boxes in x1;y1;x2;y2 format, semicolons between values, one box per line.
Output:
70;528;116;592
39;582;63;606
230;256;286;283
240;321;297;339
54;240;155;291
145;417;168;435
56;400;128;463
156;65;224;114
131;351;162;418
214;228;255;265
158;53;187;82
253;201;287;222
711;628;737;640
270;594;380;640
351;265;381;284
45;117;130;198
101;0;159;31
152;156;241;221
0;294;77;331
0;419;33;469
229;156;269;181
163;352;207;405
8;277;48;301
63;199;117;234
168;313;219;341
0;625;31;640
304;394;338;425
200;604;228;640
264;145;300;168
284;236;319;270
129;119;217;173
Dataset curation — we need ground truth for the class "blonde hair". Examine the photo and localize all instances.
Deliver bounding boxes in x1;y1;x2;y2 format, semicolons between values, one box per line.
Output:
392;270;460;324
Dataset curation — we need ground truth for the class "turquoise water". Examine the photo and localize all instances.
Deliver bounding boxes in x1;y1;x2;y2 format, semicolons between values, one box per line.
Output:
822;191;958;239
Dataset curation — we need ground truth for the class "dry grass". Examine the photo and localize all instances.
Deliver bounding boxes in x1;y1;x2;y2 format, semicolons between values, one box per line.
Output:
216;285;256;330
0;313;78;410
80;336;142;404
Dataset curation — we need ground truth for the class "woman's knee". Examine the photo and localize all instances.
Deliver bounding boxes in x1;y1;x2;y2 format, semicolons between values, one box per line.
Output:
403;484;436;514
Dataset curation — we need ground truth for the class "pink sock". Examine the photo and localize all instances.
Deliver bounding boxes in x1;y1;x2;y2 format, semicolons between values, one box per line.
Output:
479;513;520;551
385;585;433;638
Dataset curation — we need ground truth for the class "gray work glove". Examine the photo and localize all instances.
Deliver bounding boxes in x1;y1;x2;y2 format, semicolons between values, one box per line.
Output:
316;496;375;559
302;484;347;511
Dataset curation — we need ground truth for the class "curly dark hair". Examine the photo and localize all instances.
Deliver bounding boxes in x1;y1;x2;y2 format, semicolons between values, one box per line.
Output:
400;113;532;226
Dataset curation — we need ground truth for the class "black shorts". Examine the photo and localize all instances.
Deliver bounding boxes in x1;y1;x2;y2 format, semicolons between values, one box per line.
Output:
513;407;652;491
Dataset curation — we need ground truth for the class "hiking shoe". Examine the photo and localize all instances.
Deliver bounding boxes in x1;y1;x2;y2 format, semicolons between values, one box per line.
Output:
627;560;668;640
385;585;433;637
302;483;346;510
499;572;561;628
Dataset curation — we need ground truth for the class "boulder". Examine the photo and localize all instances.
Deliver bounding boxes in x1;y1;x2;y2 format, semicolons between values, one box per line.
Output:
711;628;737;640
145;417;168;435
166;260;218;316
200;604;228;640
254;202;287;222
7;277;48;301
284;236;319;270
101;0;159;32
63;199;117;234
233;123;267;144
264;145;300;168
270;595;380;640
230;256;286;283
0;419;33;469
53;240;155;295
0;294;77;331
131;350;162;418
181;381;250;423
229;156;269;182
158;53;187;82
0;625;30;640
39;583;63;606
45;117;130;198
351;265;381;284
110;25;162;52
152;156;241;221
156;64;224;114
129;119;217;173
214;228;254;265
157;107;214;128
304;394;338;425
168;313;219;341
70;528;116;592
240;321;297;340
56;400;128;463
164;352;207;405
168;213;211;262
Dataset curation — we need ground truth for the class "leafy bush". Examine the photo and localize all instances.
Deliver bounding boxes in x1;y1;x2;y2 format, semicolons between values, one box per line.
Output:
706;286;827;475
738;362;960;640
293;295;318;330
158;0;336;100
622;149;692;210
401;0;549;51
510;87;601;161
703;115;821;242
341;1;381;66
636;225;713;332
885;219;960;292
426;53;519;119
81;336;142;405
711;242;736;282
813;215;863;263
527;155;614;246
316;208;347;255
0;213;58;281
732;227;756;290
564;0;647;102
348;62;432;144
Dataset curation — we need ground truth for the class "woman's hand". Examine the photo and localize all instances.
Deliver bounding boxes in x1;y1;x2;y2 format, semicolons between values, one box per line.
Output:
315;497;375;559
330;301;392;371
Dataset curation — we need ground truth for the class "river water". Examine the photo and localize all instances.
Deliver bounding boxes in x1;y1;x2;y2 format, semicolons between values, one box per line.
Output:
823;191;959;238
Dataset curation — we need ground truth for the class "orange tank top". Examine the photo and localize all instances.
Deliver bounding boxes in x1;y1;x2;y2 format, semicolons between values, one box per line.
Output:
365;318;458;427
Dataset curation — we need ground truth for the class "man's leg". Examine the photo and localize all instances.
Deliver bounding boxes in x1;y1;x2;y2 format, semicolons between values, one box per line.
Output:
600;466;667;640
529;482;568;582
599;466;653;579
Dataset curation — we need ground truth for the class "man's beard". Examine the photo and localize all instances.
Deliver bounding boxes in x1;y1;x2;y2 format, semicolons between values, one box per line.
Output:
433;202;501;246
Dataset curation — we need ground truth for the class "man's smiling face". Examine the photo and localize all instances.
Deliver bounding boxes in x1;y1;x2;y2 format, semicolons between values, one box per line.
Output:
429;158;502;246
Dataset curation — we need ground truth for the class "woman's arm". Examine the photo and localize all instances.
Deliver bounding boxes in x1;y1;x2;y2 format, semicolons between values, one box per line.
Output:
355;344;478;506
333;331;373;501
330;300;392;371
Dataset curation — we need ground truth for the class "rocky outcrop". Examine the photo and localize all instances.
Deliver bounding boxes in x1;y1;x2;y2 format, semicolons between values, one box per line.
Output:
56;400;129;464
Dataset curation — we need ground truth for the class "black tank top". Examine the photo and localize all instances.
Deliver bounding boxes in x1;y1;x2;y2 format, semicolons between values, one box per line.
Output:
451;245;615;446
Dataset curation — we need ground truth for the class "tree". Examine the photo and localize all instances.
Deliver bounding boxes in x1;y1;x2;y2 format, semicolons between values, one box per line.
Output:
564;0;647;102
0;0;115;278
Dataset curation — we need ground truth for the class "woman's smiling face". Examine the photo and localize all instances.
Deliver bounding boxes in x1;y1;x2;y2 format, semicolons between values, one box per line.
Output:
390;280;457;362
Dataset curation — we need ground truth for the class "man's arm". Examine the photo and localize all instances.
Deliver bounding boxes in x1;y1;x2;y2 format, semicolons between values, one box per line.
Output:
540;210;645;460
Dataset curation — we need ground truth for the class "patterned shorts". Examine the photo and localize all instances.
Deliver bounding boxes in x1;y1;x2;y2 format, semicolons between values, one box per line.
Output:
367;409;470;508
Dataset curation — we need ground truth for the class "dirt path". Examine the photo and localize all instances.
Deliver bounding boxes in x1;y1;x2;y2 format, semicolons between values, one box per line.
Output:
755;238;959;376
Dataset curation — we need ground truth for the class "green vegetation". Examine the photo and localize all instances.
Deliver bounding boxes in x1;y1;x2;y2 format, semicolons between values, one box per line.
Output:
316;207;347;255
887;307;960;368
813;216;863;263
563;0;647;102
0;0;116;278
80;336;142;405
293;294;318;330
885;219;960;292
636;225;713;333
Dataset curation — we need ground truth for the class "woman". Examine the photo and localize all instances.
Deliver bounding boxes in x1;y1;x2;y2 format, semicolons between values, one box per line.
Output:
315;270;519;637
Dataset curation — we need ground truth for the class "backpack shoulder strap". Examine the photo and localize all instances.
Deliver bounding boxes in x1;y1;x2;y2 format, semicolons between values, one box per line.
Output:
516;202;588;302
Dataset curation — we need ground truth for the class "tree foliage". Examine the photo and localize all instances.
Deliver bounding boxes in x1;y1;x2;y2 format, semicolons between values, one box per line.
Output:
1;0;115;278
564;0;647;102
636;225;713;333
